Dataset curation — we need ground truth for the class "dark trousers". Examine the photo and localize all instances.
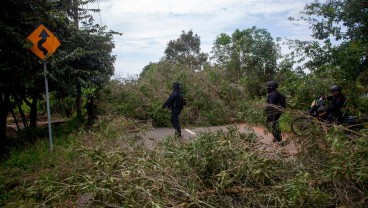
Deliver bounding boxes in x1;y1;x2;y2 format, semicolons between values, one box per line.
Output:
171;108;182;135
267;113;282;142
326;108;344;123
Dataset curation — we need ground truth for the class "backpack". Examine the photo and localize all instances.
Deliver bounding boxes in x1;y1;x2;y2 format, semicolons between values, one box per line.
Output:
174;93;186;108
277;93;286;108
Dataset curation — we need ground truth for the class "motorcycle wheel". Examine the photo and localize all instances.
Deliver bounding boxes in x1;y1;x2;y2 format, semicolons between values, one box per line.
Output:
291;117;316;136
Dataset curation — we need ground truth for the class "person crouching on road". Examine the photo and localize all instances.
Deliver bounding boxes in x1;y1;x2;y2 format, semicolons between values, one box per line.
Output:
162;82;184;137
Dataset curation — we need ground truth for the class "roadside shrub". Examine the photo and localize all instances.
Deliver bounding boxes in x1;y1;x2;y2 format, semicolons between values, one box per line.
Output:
98;63;246;127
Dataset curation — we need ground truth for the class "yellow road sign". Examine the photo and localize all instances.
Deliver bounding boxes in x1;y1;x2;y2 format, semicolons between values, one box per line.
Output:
27;24;61;60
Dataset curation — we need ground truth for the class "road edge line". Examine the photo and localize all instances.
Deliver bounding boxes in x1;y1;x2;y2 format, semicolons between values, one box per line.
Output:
184;129;196;135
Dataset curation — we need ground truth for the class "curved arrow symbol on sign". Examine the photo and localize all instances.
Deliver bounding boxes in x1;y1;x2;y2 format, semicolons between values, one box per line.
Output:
37;29;50;56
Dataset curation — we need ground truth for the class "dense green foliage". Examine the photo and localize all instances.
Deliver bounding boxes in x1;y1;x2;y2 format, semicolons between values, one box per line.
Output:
289;0;367;87
212;27;279;97
100;64;243;127
1;117;367;207
164;30;209;71
0;0;118;156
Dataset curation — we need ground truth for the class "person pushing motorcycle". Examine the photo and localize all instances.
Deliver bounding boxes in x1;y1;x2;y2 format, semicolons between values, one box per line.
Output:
319;85;347;123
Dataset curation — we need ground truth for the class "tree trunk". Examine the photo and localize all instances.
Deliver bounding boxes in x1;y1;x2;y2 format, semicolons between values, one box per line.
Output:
10;110;20;131
29;95;38;129
0;93;10;158
76;83;82;119
18;103;28;128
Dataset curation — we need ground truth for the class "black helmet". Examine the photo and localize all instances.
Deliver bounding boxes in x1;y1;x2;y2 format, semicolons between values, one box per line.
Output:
267;81;278;90
172;82;181;90
330;85;342;93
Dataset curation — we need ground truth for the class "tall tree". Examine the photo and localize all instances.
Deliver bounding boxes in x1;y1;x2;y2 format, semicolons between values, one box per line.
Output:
291;0;368;85
52;21;117;118
212;27;279;80
164;30;208;71
211;27;280;97
52;0;118;118
0;0;64;156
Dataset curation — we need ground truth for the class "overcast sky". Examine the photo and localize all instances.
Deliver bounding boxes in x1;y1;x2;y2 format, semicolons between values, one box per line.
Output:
88;0;314;78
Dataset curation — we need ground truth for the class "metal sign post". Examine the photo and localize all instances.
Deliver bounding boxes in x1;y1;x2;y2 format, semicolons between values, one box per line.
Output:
43;61;53;151
27;24;60;152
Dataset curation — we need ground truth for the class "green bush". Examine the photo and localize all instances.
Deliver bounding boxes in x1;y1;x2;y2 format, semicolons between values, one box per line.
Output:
98;63;247;127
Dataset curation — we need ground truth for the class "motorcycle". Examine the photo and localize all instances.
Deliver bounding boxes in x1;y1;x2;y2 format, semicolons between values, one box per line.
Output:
291;99;367;136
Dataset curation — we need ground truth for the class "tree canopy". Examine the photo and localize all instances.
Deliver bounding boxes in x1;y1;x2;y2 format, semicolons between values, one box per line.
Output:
0;0;118;156
211;27;280;97
291;0;368;85
164;30;208;71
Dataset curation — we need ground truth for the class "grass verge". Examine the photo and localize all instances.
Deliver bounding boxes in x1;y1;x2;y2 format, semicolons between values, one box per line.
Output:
1;115;367;207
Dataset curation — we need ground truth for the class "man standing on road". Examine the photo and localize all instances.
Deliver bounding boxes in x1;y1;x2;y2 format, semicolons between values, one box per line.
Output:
85;96;97;127
265;81;285;143
162;82;185;137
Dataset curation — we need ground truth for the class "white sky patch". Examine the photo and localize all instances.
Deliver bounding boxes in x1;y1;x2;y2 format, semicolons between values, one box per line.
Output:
88;0;314;77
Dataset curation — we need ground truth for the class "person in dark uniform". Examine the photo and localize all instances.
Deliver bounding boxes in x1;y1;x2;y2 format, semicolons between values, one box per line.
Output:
323;85;347;123
265;81;284;143
162;82;184;137
85;96;97;127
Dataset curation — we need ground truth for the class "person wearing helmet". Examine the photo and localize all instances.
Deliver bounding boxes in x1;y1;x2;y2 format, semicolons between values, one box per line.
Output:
324;85;347;122
265;81;285;143
85;96;97;127
162;82;184;137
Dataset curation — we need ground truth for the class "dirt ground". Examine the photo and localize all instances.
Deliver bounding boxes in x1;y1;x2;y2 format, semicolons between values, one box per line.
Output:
6;116;65;137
